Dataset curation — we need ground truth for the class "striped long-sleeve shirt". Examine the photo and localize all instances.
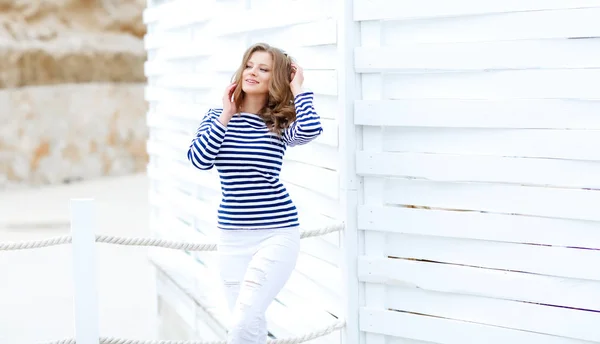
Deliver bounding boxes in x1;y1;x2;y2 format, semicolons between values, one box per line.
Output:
187;91;323;230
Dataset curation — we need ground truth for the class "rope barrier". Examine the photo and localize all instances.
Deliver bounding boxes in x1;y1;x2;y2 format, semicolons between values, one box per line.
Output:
3;222;346;342
0;223;343;252
41;320;345;344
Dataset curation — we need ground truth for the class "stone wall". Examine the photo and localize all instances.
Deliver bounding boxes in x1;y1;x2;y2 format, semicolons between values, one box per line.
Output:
0;0;149;190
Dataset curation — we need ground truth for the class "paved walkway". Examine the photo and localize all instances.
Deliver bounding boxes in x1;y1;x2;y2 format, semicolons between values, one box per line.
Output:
0;174;160;343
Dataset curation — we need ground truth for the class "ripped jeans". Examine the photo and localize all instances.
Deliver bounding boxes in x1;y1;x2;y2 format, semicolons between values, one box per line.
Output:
217;227;300;344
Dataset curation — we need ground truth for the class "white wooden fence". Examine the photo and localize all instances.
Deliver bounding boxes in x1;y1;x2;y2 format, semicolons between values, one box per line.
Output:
143;0;342;342
144;0;600;343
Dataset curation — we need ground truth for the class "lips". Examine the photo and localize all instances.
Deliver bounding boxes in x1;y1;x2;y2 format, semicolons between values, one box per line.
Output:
245;79;258;84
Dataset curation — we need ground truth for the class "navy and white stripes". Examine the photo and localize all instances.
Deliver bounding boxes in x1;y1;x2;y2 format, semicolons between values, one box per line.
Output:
187;91;323;230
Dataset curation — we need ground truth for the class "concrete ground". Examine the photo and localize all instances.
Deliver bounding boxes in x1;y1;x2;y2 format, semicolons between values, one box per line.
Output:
0;173;161;343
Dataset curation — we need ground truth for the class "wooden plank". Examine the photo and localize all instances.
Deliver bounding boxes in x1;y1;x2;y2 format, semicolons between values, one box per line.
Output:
247;19;338;48
356;151;600;188
384;179;600;222
147;111;338;147
358;205;600;250
355;39;600;72
149;125;337;170
360;308;593;344
285;143;338;170
354;99;600;129
383;127;600;161
210;44;338;72
284;269;342;316
385;287;600;342
360;20;387;344
383;69;600;100
354;0;600;21
301;236;340;267
384;234;600;281
205;1;331;37
379;8;600;44
359;257;600;312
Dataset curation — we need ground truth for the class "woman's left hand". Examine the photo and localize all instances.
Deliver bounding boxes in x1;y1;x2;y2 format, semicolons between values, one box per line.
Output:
290;63;304;96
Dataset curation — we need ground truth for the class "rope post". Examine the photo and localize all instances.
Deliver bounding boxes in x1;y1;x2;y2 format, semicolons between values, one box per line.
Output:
70;198;100;344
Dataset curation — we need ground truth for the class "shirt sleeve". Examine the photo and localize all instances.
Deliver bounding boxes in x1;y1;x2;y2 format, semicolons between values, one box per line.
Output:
187;108;228;170
282;91;323;147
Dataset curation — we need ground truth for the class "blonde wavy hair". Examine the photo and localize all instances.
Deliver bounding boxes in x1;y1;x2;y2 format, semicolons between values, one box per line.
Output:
230;42;296;133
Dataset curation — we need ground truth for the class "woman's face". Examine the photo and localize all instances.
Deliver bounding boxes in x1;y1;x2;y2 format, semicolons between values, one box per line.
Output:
241;51;273;95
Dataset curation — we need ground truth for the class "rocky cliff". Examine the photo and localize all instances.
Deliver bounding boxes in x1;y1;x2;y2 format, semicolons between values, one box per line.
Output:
0;0;149;189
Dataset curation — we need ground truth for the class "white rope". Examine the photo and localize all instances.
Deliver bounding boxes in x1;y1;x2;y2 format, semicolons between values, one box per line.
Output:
6;223;345;343
0;223;343;252
41;320;345;344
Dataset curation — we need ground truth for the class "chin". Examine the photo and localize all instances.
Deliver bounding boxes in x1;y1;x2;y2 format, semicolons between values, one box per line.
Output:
242;86;268;96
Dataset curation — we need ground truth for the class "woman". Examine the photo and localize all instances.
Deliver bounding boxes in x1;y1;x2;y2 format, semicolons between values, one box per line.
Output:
187;42;323;343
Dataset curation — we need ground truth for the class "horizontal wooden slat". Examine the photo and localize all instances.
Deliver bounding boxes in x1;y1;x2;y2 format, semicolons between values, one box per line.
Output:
148;136;339;200
383;128;600;161
384;179;600;222
355;39;600;72
380;8;600;44
149;126;338;170
247;18;338;48
285;143;338;170
384;69;600;99
147;110;338;147
358;205;600;250
144;0;214;29
354;99;600;129
208;44;339;73
151;69;337;95
280;160;339;200
357;151;600;188
354;0;600;21
359;257;600;312
385;234;600;281
360;308;592;344
386;287;600;342
151;93;337;122
203;1;331;37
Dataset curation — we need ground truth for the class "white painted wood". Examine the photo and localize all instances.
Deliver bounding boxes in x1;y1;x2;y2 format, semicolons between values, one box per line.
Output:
337;0;361;341
354;0;600;21
383;127;600;161
354;99;600;129
147;109;339;147
356;151;600;188
360;308;594;344
384;234;600;282
384;69;600;100
357;206;600;250
380;9;600;44
206;0;332;36
360;20;386;344
386;287;600;342
358;257;600;312
355;39;600;71
384;179;600;222
247;19;338;48
69;199;100;344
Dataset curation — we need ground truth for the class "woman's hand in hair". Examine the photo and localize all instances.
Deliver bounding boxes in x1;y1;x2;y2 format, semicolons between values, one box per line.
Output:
219;82;237;126
290;63;304;97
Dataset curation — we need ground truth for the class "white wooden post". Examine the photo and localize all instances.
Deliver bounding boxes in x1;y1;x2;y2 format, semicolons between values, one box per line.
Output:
338;0;362;343
360;20;387;344
70;198;100;343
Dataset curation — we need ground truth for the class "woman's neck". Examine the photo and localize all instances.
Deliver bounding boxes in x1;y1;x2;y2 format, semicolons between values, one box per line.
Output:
241;94;267;114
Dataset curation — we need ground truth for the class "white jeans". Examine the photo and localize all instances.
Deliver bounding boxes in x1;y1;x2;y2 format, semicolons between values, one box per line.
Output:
217;227;300;344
